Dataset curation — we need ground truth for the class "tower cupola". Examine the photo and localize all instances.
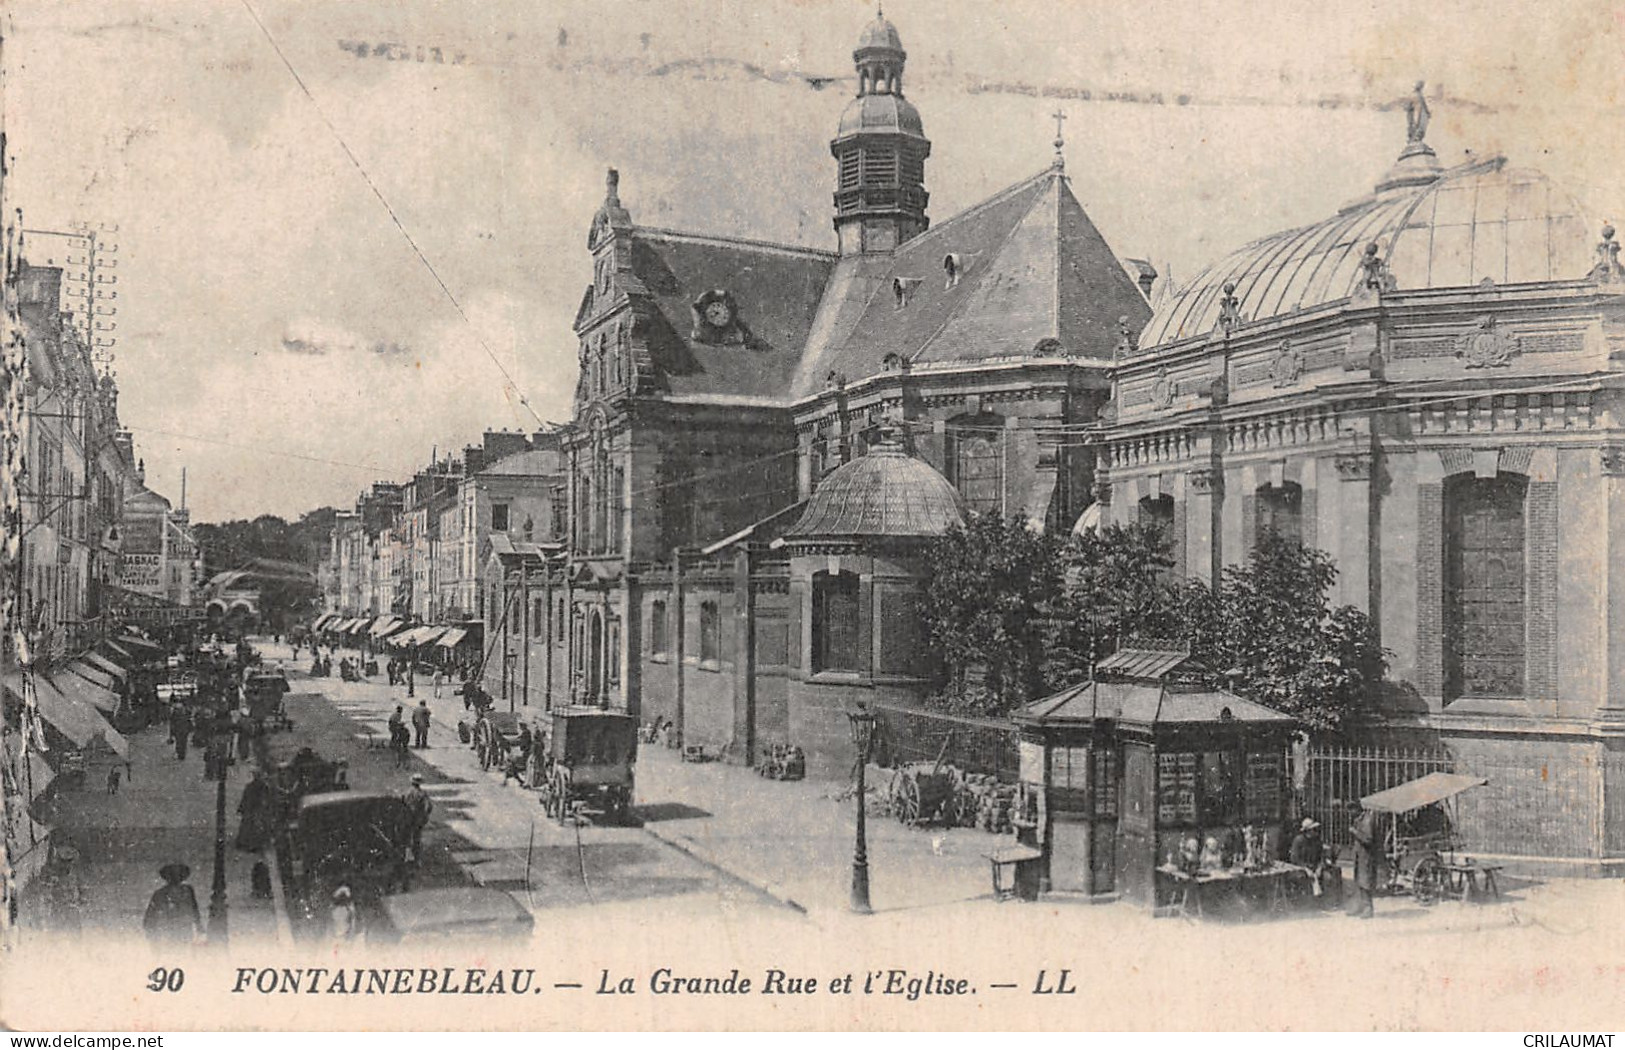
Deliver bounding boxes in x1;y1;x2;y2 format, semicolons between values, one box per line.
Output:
831;12;930;255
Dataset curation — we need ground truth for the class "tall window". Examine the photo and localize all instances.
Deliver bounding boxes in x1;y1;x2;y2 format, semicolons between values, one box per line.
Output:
555;596;566;642
531;597;544;636
490;503;510;532
1255;482;1303;546
812;571;862;673
699;601;720;664
650;599;669;657
1444;473;1528;699
946;415;1005;517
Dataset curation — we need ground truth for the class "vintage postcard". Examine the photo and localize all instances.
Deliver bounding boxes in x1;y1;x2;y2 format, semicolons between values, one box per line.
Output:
2;0;1624;1033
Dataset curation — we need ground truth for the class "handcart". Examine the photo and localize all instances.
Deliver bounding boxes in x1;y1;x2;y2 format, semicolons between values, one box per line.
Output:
1358;771;1490;905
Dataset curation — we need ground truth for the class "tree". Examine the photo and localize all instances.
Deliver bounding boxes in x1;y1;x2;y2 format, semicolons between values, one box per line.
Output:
1173;533;1387;736
918;513;1061;715
1047;522;1179;688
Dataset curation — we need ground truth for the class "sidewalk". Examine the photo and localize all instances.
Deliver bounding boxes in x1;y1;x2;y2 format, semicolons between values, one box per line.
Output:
635;745;1001;916
22;719;279;944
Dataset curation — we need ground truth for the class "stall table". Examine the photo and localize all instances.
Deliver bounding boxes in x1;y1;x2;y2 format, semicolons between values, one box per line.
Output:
1156;863;1310;920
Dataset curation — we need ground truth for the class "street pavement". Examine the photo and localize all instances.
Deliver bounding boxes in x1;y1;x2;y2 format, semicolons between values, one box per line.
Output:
19;708;279;947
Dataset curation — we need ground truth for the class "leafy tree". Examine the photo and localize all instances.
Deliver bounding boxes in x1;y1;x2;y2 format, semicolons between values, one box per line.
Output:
1172;533;1387;736
1046;522;1179;687
918;513;1061;715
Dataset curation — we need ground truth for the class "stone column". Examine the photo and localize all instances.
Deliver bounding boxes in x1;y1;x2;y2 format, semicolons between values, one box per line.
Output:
1334;451;1374;614
1185;467;1221;588
1598;445;1625;858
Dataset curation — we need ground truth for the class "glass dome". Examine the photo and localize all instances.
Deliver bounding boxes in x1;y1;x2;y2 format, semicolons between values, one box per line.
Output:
1140;157;1594;348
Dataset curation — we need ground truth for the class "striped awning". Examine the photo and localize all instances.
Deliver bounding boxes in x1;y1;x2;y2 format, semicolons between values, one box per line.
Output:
4;673;129;757
51;671;119;715
369;617;402;638
435;628;468;648
65;661;120;700
83;652;129;681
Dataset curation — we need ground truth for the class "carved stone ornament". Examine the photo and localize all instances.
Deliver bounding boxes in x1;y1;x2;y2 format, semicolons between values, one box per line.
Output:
1150;368;1176;410
1335;453;1373;481
1589;224;1624;284
1186;468;1220;495
1454;315;1519;369
1601;444;1625;477
1216;282;1243;335
1092;478;1113;506
1270;341;1304;387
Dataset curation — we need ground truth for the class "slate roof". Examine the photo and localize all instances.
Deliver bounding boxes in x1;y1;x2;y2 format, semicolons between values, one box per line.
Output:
478;448;564;477
791;168;1150;398
627;230;836;399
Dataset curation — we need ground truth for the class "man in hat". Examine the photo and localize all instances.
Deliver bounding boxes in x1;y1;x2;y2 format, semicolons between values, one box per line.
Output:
1348;807;1385;918
1290;817;1335;902
388;704;409;768
411;699;431;749
403;774;433;861
143;862;202;945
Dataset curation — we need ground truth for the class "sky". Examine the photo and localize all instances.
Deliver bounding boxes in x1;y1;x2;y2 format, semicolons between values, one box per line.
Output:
4;0;1623;522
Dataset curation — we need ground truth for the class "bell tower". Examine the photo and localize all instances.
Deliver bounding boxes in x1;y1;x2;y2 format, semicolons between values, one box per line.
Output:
831;12;930;255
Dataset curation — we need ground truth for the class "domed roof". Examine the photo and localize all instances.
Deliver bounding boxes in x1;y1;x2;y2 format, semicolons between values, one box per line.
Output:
856;15;904;54
785;437;963;540
836;93;925;138
1139;156;1594;348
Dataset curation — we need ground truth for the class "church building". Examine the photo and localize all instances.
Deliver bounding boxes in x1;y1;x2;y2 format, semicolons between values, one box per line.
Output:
496;13;1151;775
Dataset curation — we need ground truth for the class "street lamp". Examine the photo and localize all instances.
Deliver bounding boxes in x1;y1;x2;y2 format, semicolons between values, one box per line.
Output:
206;706;232;944
845;704;879;915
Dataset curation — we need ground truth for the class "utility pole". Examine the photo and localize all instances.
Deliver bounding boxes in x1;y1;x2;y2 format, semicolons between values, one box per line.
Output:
24;224;119;367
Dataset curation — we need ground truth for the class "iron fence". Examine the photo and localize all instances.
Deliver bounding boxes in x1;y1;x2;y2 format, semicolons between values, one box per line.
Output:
1299;744;1455;850
871;702;1020;781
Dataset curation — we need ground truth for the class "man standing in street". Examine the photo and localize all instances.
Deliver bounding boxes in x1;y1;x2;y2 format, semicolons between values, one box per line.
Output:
432;668;443;699
388;704;409;768
171;705;192;762
412;699;431;749
1348;808;1384;919
403;774;433;863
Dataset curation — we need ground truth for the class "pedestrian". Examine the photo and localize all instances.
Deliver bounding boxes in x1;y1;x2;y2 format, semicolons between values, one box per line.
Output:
412;699;431;749
389;704;409;768
171;707;192;762
432;668;443;699
106;766;121;795
1348;808;1384;919
143;862;202;946
330;885;358;945
1290;817;1337;902
403;773;433;861
235;770;274;852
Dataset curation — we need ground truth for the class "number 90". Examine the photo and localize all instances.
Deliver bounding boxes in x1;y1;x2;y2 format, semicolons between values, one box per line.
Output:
146;968;185;992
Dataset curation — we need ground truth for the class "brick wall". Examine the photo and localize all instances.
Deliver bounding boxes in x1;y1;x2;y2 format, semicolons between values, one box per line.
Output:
1416;482;1443;699
1527;480;1559;701
1447;734;1601;859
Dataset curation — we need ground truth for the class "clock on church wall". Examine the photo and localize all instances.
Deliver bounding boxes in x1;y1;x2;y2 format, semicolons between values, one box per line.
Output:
690;288;744;344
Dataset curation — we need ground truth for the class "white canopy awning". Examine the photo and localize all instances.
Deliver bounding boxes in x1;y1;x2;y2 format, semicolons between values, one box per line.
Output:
4;673;128;757
435;628;468;648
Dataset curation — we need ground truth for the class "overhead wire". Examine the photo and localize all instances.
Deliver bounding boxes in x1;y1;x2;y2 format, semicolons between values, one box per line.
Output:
237;0;546;429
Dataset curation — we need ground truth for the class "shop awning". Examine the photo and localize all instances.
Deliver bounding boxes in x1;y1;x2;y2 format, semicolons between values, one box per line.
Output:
51;671;119;715
4;672;128;757
117;634;163;654
102;640;135;662
83;652;129;681
312;613;336;630
1361;772;1489;814
435;628;468;648
370;617;402;638
65;661;120;699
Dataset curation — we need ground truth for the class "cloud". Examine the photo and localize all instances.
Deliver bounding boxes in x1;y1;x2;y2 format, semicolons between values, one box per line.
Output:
279;318;415;359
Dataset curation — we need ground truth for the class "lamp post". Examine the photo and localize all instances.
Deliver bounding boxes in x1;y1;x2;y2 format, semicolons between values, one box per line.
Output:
206;707;230;944
845;704;878;915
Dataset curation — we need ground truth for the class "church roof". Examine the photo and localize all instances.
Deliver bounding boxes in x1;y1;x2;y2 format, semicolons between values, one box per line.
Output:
856;14;904;53
792;168;1150;398
626;230;836;399
1141;155;1594;347
783;435;962;540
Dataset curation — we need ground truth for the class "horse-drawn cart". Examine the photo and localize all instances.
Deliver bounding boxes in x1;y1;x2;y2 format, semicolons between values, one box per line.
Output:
537;706;638;825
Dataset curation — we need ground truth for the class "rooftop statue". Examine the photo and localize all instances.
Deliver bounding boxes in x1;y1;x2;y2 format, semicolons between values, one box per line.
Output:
1405;81;1430;144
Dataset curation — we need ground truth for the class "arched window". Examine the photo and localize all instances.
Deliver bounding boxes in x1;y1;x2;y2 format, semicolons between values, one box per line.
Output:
1255;482;1303;547
699;601;720;664
1444;472;1528;699
812;571;862;673
946;415;1005;517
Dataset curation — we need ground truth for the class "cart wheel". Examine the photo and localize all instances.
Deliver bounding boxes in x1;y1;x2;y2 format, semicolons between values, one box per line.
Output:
896;774;921;826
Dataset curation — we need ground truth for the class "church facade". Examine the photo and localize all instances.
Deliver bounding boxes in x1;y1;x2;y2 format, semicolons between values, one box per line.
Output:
494;13;1149;775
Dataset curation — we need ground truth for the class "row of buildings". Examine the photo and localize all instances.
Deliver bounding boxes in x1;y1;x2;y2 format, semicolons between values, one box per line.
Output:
315;14;1625;869
319;429;567;671
2;91;203;931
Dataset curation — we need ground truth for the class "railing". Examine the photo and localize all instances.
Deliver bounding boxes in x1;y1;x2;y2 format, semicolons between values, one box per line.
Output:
870;702;1020;782
1299;744;1455;850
